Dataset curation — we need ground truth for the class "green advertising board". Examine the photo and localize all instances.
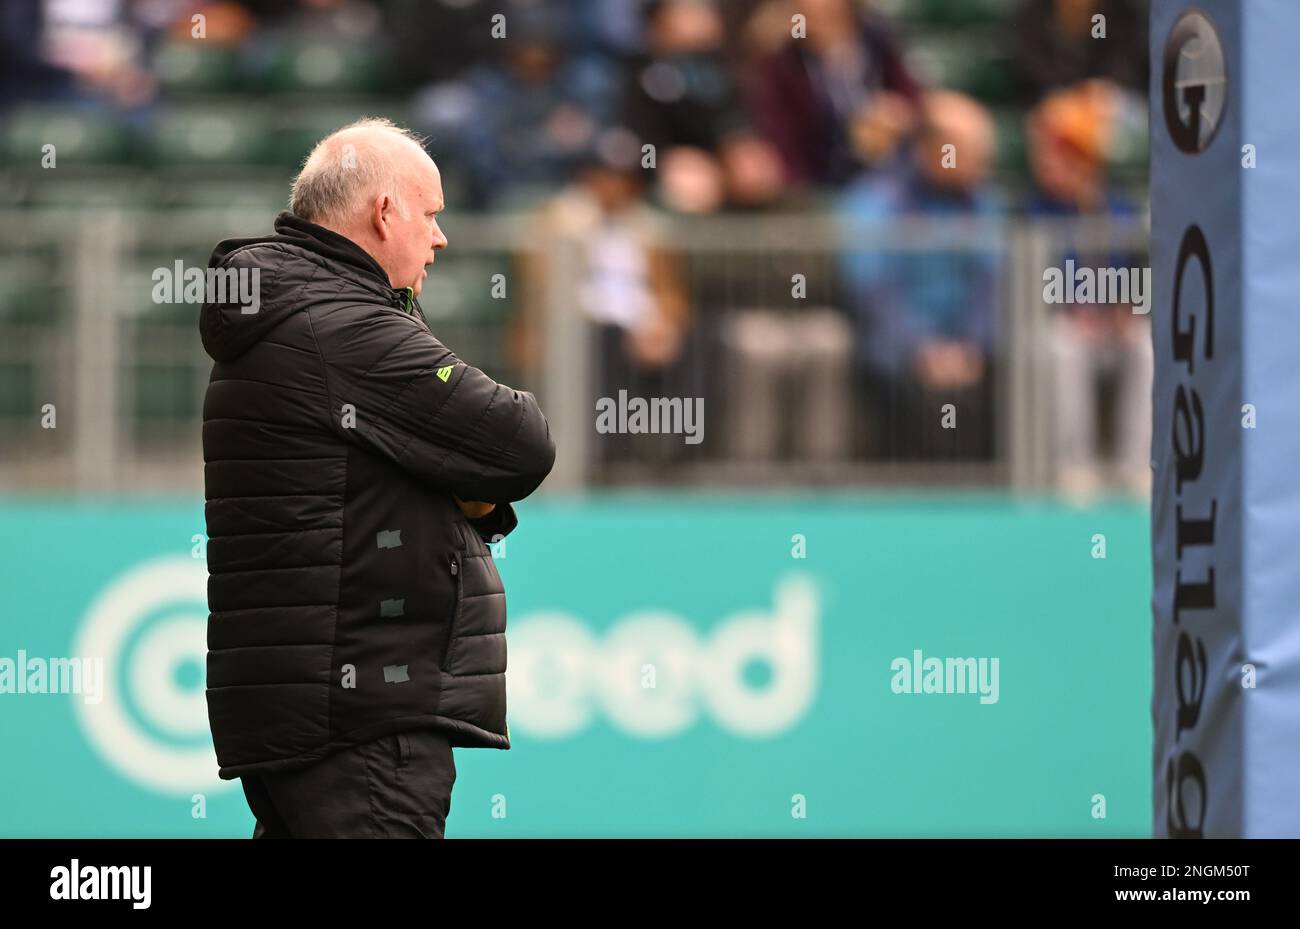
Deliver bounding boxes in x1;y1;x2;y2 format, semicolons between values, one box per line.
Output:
0;496;1151;837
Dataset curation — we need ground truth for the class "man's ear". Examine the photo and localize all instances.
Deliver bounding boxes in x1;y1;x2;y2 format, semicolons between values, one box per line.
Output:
370;194;392;241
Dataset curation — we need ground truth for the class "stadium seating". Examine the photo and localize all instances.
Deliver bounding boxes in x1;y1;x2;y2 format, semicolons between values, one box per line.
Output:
0;106;134;167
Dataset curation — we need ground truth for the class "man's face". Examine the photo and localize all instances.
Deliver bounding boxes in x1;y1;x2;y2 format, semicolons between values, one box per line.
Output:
916;127;991;193
386;159;448;297
1029;134;1100;207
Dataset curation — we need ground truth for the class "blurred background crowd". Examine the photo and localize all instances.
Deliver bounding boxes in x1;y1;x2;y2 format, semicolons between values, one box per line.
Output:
0;0;1152;497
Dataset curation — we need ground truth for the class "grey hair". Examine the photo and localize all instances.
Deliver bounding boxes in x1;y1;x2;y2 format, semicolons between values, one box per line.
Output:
289;117;429;226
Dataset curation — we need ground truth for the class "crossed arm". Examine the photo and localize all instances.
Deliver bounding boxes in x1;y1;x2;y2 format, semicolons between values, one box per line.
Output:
319;309;557;539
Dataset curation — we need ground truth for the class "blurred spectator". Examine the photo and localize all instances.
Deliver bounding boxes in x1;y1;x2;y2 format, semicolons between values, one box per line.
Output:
0;0;156;109
162;1;256;40
719;304;855;464
570;0;653;60
718;0;783;70
1009;0;1148;103
384;0;497;88
512;143;692;467
838;90;1002;461
718;131;785;209
1025;82;1150;498
411;5;617;209
622;0;783;213
384;0;640;91
744;0;921;193
1;0;75;104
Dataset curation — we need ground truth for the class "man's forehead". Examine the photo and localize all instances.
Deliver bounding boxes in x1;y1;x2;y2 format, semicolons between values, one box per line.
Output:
413;161;444;207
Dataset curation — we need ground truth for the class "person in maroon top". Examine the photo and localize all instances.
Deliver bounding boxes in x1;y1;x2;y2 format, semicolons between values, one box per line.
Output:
742;0;922;191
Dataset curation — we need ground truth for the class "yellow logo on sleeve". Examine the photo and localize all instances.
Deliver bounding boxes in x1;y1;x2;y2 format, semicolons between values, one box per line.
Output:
436;365;455;382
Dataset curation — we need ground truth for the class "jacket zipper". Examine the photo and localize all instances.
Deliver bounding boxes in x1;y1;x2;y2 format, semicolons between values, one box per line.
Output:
444;553;462;669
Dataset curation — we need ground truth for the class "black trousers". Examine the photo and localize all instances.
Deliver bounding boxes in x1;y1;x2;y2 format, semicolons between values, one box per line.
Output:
240;729;457;839
860;367;996;462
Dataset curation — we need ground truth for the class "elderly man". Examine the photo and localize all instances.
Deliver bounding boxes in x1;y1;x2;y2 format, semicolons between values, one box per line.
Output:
198;117;556;838
838;90;1002;460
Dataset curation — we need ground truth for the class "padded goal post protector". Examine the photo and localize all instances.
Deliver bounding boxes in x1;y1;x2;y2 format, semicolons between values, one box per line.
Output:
1152;0;1300;837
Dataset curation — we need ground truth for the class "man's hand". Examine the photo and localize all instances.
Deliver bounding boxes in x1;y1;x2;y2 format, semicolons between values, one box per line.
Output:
915;340;985;390
454;496;496;519
625;313;682;370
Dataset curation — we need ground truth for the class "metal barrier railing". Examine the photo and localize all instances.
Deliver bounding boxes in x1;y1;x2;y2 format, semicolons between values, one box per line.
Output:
0;207;1149;495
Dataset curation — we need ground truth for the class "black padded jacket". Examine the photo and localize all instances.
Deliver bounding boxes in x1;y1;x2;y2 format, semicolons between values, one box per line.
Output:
199;211;555;780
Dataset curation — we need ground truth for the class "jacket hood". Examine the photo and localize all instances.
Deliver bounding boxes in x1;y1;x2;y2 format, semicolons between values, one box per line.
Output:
200;211;420;362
